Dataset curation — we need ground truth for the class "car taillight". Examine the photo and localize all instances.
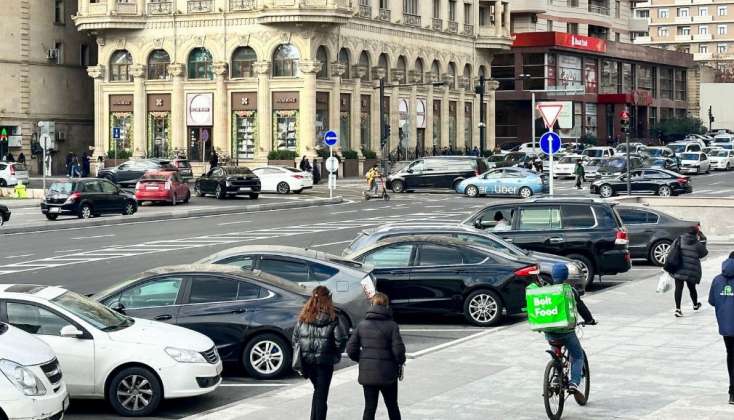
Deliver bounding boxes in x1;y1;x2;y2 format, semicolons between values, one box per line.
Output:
615;228;629;246
515;265;540;277
164;180;172;190
9;165;15;176
292;174;304;179
677;177;688;184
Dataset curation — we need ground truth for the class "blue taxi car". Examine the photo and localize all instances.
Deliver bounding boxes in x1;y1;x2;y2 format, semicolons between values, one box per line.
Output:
456;168;548;198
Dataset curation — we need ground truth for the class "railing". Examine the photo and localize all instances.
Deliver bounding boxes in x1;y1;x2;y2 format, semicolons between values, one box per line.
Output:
188;0;213;12
403;13;420;26
147;1;172;14
358;4;372;17
116;2;138;14
230;0;256;10
432;17;442;30
378;8;391;21
588;3;610;15
463;23;474;36
447;20;458;33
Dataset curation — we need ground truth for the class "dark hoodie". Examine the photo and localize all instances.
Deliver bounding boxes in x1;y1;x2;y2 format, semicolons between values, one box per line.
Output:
347;305;406;386
672;232;708;284
709;258;734;336
292;312;347;365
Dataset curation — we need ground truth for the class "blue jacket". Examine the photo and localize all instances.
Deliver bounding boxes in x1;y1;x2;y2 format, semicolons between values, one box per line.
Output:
708;258;734;336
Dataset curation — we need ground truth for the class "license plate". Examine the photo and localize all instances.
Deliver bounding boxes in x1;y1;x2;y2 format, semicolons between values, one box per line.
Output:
238;187;251;192
146;185;159;190
49;207;61;214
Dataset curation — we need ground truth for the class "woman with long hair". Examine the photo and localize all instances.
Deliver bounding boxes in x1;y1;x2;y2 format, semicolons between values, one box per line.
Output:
292;286;347;420
347;292;406;420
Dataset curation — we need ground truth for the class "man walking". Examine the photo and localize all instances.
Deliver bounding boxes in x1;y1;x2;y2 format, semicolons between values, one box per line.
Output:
709;252;734;404
574;159;585;189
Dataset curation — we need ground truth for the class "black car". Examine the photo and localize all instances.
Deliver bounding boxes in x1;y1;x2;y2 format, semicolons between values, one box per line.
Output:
644;157;680;173
172;158;194;181
494;152;534;169
387;156;488;193
94;265;310;379
616;206;705;266
590;168;692;198
593;156;645;179
194;166;261;199
345;236;540;327
462;198;631;285
41;178;138;220
98;159;177;187
0;204;9;226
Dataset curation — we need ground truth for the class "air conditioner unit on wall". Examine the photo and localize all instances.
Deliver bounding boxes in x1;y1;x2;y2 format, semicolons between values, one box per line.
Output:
47;48;59;60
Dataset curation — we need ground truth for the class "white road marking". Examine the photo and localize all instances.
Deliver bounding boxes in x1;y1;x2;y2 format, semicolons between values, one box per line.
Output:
310;240;354;248
694;189;713;194
219;383;291;388
217;220;252;226
4;254;34;259
71;234;114;240
330;210;358;215
54;249;83;253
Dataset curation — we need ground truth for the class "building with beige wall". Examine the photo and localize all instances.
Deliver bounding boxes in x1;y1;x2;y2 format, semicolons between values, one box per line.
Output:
1;0;96;175
73;0;512;169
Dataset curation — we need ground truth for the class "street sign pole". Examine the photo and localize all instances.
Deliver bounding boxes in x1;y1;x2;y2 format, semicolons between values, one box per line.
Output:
531;92;536;153
329;147;333;199
540;131;562;196
549;144;554;196
323;130;339;199
620;109;631;195
42;135;47;192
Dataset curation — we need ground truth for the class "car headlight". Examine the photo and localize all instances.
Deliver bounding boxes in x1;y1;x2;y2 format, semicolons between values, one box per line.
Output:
165;347;207;363
567;262;581;276
225;180;232;187
0;359;46;396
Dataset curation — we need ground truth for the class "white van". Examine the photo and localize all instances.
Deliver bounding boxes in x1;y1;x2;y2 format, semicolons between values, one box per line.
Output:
582;146;615;159
0;322;68;420
712;133;734;149
668;141;702;155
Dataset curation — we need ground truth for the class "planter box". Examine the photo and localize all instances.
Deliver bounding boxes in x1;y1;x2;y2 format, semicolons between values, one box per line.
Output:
362;159;378;175
342;159;359;177
268;160;296;167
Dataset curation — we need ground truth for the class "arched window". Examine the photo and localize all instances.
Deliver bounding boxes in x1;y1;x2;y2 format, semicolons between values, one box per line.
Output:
463;64;472;91
187;47;213;80
359;51;370;81
110;50;132;82
378;53;389;81
147;49;170;80
478;65;487;78
448;62;457;89
415;58;424;83
231;46;257;78
431;60;440;81
338;48;350;79
397;56;407;82
316;46;329;79
272;44;300;77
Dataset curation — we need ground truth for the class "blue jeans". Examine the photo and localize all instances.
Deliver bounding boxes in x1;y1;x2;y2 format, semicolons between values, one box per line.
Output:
545;331;584;386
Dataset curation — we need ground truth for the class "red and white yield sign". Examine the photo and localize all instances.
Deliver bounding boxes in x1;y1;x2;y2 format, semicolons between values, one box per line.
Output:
536;103;564;128
620;110;631;121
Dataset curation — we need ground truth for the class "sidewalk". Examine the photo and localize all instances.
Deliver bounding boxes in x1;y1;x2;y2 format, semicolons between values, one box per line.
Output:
189;254;734;420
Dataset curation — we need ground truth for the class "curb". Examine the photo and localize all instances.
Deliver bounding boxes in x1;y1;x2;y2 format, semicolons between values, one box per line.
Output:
0;196;344;235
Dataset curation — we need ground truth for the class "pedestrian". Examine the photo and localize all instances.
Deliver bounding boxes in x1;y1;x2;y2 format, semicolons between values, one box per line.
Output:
709;251;734;404
431;145;437;156
668;226;708;317
312;158;321;185
96;155;105;176
472;146;480;157
291;286;348;420
65;152;74;176
17;152;25;164
300;155;311;172
574;159;585;189
81;152;90;177
347;292;406;420
71;156;81;178
6;152;14;162
209;150;219;170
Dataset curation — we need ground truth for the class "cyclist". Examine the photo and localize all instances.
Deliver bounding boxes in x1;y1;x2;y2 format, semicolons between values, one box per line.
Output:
365;165;381;194
544;263;597;402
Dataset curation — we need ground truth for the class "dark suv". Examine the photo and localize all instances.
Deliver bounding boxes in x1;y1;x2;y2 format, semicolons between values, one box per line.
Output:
387;156;488;193
98;159;177;187
462;198;631;285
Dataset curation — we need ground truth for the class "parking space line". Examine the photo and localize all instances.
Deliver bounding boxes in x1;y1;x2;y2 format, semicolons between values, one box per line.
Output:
310;240;354;248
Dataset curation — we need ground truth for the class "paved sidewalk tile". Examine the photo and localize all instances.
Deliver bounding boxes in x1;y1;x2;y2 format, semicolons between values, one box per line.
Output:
191;254;734;420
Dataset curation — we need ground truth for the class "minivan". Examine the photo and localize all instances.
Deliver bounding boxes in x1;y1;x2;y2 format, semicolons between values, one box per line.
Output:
668;141;702;155
387;156;488;193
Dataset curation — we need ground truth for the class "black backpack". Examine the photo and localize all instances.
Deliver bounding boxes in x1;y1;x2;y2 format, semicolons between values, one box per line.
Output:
664;238;682;274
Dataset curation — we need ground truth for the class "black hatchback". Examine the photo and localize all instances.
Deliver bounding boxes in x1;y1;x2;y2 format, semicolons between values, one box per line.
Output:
98;159;177;187
387;156;488;193
194;166;261;199
41;178;137;220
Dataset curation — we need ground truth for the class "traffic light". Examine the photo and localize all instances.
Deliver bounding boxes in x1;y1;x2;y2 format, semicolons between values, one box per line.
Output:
381;124;391;148
709;106;715;124
620;117;630;134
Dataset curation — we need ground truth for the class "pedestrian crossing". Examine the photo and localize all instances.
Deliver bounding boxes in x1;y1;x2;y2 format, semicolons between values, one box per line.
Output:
0;210;469;277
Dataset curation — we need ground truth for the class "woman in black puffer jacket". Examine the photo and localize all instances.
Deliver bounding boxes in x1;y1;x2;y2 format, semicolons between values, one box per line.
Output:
671;226;709;317
347;293;406;420
292;286;347;420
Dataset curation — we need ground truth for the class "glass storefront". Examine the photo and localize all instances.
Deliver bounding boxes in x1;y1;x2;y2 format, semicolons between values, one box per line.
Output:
584;103;598;138
110;113;133;155
147;113;170;158
188;126;212;162
316;92;329;147
233;112;256;160
584;58;597;94
360;95;370;151
433;100;441;148
272;92;299;151
186;93;214;161
340;94;351;149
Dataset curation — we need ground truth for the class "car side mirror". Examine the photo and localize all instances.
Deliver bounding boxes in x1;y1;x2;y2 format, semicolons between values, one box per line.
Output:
60;325;84;338
110;302;127;315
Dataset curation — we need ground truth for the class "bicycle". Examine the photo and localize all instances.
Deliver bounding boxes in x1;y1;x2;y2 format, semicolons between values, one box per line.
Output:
542;322;591;420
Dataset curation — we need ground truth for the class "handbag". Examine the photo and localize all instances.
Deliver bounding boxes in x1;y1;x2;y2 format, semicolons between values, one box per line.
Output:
663;238;682;274
292;343;303;376
656;270;673;294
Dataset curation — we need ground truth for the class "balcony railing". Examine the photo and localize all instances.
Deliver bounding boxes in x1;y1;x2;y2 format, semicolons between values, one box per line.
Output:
358;4;372;17
230;0;256;10
432;17;442;30
463;23;474;36
447;20;458;33
588;3;610;15
188;0;213;13
403;13;420;26
378;8;391;21
147;1;172;14
116;2;138;14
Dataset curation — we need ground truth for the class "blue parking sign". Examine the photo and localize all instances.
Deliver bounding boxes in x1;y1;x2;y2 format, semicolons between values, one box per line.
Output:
112;127;121;139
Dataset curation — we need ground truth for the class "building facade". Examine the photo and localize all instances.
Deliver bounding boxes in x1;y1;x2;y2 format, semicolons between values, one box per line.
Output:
1;0;96;174
74;0;512;168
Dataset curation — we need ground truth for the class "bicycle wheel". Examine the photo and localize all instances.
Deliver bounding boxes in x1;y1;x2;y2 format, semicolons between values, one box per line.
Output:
543;360;565;420
576;351;591;406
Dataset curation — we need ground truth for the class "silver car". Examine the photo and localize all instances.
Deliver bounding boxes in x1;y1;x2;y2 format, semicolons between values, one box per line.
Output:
197;245;374;329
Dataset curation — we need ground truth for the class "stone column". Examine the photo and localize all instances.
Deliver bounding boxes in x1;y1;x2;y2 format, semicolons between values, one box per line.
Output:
87;65;106;159
80;0;89;15
458;78;466;152
331;63;346;151
425;72;435;153
131;64;146;158
352;66;365;156
473;90;481;149
409;79;418;153
390;70;403;155
253;61;271;160
494;1;503;36
213;61;229;157
503;2;511;36
168;63;185;153
441;75;450;149
487;80;499;151
299;59;321;158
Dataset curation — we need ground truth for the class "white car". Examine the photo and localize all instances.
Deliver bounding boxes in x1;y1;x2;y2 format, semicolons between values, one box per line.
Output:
678;152;711;175
252;166;313;194
0;322;68;420
668;141;702;155
682;135;708;148
711;134;734;149
515;142;542;155
0;284;222;417
582;147;615;159
553;155;583;178
709;149;734;170
0;163;29;187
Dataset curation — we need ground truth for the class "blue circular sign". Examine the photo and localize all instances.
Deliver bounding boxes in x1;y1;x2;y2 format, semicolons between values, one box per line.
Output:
324;130;338;147
539;131;562;155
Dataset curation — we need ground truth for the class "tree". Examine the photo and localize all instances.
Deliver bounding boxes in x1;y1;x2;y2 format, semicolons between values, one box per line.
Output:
650;117;706;143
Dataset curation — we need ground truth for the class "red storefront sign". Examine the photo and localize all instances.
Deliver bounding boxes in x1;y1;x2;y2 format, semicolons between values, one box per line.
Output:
598;90;653;106
513;32;607;53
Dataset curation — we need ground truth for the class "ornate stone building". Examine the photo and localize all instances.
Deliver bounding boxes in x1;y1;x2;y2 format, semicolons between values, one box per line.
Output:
74;0;511;168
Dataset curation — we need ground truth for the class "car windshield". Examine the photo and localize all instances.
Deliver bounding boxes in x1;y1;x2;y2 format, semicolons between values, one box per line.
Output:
714;137;731;143
600;159;625;169
488;155;505;162
583;149;604;157
647;159;665;166
559;156;577;164
226;167;253;175
48;182;75;195
680;153;700;160
716;150;730;157
669;144;686;153
646;148;665;157
51;291;132;331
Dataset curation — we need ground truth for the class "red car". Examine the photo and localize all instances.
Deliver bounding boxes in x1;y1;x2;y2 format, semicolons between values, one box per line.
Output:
135;171;191;205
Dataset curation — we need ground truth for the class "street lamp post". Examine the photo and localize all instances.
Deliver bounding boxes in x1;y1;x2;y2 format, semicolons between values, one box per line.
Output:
475;75;486;153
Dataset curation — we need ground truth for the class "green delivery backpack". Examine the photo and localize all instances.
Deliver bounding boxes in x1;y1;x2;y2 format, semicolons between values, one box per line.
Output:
525;283;578;332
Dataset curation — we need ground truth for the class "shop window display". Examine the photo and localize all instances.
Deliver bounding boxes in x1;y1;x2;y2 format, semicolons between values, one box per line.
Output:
233;111;257;160
464;102;472;151
360;95;371;150
433;100;441;148
110;113;133;155
273;111;298;151
449;101;457;150
148;113;171;158
340;93;351;149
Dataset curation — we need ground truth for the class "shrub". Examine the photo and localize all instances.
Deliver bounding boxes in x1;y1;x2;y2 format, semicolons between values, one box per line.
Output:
267;149;297;160
361;148;377;159
342;149;359;159
106;149;132;160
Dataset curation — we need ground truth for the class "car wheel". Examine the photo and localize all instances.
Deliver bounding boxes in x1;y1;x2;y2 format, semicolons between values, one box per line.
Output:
276;182;290;194
243;333;291;380
249;193;259;199
171;193;177;206
649;240;672;266
463;289;503;327
566;253;594;287
519;186;533;198
78;204;93;219
391;180;405;193
727;163;731;171
45;214;58;221
107;366;162;417
0;179;6;187
465;185;479;198
122;200;136;216
657;185;672;197
599;184;614;198
215;184;226;200
183;191;191;203
194;183;204;197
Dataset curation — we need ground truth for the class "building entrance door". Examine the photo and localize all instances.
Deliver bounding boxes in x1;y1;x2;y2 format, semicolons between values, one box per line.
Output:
188;126;212;162
417;128;425;155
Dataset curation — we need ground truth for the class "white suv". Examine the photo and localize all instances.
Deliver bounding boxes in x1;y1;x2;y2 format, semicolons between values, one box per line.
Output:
0;284;222;417
0;163;29;187
0;322;68;420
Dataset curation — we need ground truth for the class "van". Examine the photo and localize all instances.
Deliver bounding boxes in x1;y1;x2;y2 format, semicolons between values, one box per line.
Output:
582;147;615;159
387;156;488;193
668;142;702;155
711;134;734;149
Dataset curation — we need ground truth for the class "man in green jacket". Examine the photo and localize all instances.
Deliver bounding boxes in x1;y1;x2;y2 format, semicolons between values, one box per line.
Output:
574;159;585;189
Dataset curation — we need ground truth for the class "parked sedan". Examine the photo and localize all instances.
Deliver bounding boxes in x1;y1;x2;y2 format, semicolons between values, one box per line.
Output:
616;206;705;266
197;246;372;328
171;158;194;181
345;236;540;327
644;157;680;173
678;152;711;174
135;171;191;205
98;159;177;187
456;168;547;198
643;146;674;159
708;149;734;170
0;204;9;226
194;166;261;199
252;166;313;194
94;265;311;380
41;178;138;220
591;169;692;198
